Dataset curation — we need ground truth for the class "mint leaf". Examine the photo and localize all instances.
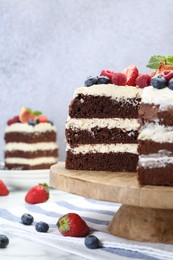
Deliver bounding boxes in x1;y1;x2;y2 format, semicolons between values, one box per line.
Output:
166;56;173;65
33;110;42;116
146;55;166;69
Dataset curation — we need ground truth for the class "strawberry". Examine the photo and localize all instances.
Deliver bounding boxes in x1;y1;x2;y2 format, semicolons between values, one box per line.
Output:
160;70;173;82
100;70;114;80
111;72;127;85
136;74;151;88
0;179;9;196
25;183;49;204
57;213;90;237
123;64;139;86
38;115;48;123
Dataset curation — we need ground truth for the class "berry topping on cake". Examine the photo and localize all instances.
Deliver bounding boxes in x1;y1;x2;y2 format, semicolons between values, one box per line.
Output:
123;64;139;86
136;74;151;88
151;74;167;89
160;70;173;82
84;76;98;87
100;69;114;80
38;115;48;123
7;116;20;126
168;78;173;90
111;72;126;85
97;76;110;84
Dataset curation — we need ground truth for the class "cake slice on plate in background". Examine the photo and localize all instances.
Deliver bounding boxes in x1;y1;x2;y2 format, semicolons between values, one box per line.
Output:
4;107;58;170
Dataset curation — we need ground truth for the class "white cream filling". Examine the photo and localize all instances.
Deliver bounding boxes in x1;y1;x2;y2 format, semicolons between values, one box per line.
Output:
5;142;58;152
67;143;137;154
5;157;58;166
138;123;173;143
66;117;139;131
139;153;173;169
74;84;142;100
5;122;57;133
142;86;173;110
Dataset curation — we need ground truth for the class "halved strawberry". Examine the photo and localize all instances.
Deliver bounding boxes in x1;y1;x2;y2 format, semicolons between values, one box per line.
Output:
123;65;139;86
111;72;127;86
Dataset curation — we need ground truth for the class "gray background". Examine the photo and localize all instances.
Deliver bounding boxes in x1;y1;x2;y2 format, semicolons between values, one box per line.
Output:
0;0;172;161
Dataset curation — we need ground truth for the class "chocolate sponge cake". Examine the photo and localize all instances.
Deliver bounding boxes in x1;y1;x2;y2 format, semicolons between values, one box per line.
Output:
65;84;142;172
4;107;58;170
138;86;173;186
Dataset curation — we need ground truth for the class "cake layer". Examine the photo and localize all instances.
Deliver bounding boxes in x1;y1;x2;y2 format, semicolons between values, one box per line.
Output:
5;131;56;143
66;151;138;172
139;103;173;126
138;123;173;143
138;153;173;169
138;140;173;154
5;156;57;170
138;165;173;186
5;122;57;133
67;143;137;154
69;94;141;119
5;149;58;158
4;142;58;152
66;128;138;145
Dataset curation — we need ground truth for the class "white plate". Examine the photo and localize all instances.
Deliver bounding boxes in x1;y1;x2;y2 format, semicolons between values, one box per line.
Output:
0;162;50;189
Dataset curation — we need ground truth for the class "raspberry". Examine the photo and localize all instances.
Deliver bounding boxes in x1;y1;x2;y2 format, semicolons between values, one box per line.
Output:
136;74;151;88
111;72;127;86
7;116;20;126
123;65;138;86
160;70;173;82
38;115;48;123
100;70;114;80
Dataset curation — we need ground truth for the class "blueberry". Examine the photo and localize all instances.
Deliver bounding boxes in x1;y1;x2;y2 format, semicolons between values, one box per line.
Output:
28;119;37;126
0;235;9;248
84;235;100;249
21;213;34;225
97;76;110;84
168;78;173;90
35;221;49;233
84;76;98;87
151;75;166;89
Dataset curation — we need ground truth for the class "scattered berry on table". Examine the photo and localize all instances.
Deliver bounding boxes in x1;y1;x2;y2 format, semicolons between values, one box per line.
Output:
168;78;173;90
151;74;167;89
25;183;49;204
111;72;126;86
57;213;89;237
84;235;100;249
97;76;110;84
84;76;98;87
135;74;151;88
35;221;49;233
21;213;34;225
0;235;9;248
0;180;9;196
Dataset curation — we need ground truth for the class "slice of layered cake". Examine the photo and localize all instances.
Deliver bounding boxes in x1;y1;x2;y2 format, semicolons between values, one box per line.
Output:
4;107;58;170
138;65;173;185
65;65;149;172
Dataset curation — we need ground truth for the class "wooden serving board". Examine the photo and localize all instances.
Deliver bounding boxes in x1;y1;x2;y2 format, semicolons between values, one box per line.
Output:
50;162;173;210
50;162;173;243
